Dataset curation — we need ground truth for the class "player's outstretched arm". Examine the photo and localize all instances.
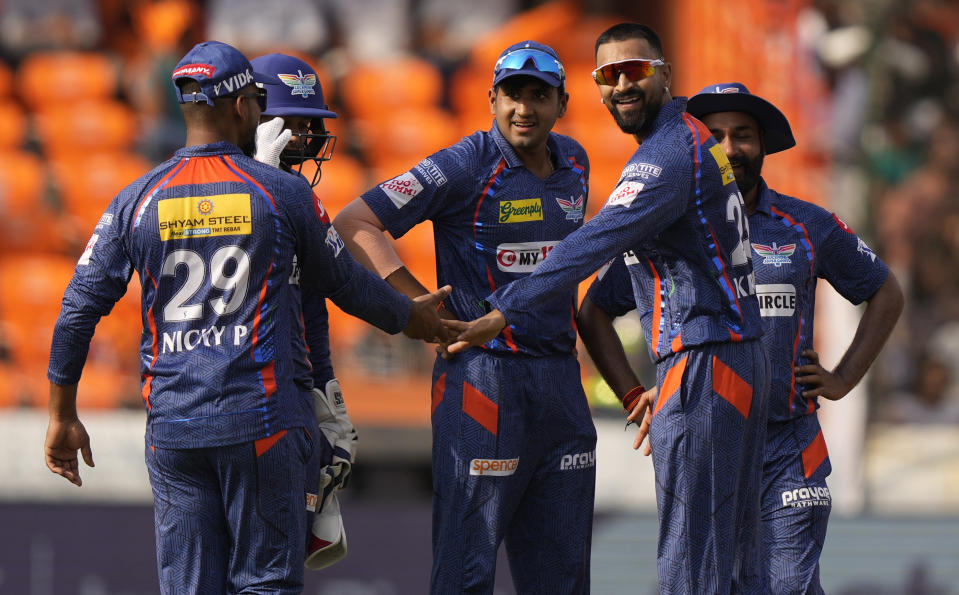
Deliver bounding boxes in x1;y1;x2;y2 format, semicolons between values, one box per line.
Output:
45;383;94;487
404;285;453;342
796;272;904;401
442;310;508;354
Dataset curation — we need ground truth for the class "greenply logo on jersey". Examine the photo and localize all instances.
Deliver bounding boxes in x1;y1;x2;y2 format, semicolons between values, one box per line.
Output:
157;194;252;241
499;198;543;223
708;144;736;185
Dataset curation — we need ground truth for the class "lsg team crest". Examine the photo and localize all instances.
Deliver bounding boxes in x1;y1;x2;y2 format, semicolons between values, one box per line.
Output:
278;71;316;97
752;242;795;267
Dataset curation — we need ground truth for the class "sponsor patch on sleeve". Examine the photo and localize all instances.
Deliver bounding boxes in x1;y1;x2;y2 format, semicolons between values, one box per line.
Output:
709;144;736;185
326;227;345;257
157;194;252;241
605;181;644;209
414;158;448;187
379;171;424;209
95;213;114;229
78;234;99;265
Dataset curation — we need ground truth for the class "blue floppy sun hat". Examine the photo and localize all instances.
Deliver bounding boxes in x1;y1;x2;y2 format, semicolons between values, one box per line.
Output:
686;82;796;154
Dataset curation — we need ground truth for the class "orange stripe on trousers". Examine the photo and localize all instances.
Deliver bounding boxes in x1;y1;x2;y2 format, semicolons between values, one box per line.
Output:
462;382;497;435
711;356;753;418
653;355;688;416
431;373;446;415
255;429;287;457
802;430;828;478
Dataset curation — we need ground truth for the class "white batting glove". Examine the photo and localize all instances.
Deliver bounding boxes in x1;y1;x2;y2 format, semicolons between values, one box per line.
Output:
254;117;291;168
313;379;357;491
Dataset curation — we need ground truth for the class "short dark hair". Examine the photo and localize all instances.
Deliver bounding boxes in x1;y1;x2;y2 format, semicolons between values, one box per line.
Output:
494;75;565;97
595;23;664;58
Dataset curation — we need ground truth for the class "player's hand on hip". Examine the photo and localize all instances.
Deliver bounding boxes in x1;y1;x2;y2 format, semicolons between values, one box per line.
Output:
442;310;507;355
403;285;453;342
44;416;94;487
254;118;292;169
625;386;657;455
796;349;852;401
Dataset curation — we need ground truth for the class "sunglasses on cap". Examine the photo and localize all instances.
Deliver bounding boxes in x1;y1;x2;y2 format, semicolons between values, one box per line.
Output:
235;86;268;111
592;58;665;86
494;48;565;80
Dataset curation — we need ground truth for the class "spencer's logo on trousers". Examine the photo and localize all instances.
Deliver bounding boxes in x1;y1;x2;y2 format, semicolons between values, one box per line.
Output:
470;458;519;476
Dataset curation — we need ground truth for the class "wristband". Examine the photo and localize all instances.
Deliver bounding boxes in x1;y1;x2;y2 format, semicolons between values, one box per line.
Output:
621;384;646;413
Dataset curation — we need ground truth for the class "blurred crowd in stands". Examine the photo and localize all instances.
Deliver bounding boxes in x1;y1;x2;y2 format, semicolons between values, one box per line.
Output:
0;0;957;428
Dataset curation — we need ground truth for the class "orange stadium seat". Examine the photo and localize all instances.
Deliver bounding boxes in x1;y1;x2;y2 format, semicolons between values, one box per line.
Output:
0;150;72;253
357;106;459;171
0;100;26;150
17;51;119;110
33;100;138;157
49;152;153;231
340;57;443;119
309;153;369;216
449;63;494;136
0;60;12;98
468;0;581;68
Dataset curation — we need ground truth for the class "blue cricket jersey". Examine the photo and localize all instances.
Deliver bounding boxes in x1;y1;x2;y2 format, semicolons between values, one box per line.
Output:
48;143;411;448
747;180;888;421
360;122;590;356
498;98;762;362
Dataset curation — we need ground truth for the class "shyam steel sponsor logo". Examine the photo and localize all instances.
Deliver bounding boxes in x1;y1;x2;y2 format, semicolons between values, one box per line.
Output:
781;486;831;508
560;450;595;470
470;458;519;476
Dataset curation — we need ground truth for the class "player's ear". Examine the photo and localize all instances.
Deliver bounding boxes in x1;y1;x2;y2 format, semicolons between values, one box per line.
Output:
489;87;497;116
557;90;569;119
660;62;673;95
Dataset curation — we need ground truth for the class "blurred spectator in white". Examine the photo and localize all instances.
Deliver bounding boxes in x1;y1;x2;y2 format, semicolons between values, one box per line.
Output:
0;0;101;62
328;0;413;62
882;348;959;424
415;0;516;64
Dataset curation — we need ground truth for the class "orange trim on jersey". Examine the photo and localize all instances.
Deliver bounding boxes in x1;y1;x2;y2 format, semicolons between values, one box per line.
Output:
222;154;279;211
431;373;446;415
167;154;245;188
141;269;159;410
728;329;742;342
802;430;828;478
645;257;663;355
132;159;186;233
462;382;498;435
255;429;288;457
682;111;713;142
474;159;507;232
260;361;277;399
712;356;753;418
705;220;745;322
653;355;688;416
671;333;683;353
250;259;274;351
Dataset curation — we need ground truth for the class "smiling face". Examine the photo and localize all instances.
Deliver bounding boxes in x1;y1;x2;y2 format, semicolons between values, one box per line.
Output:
594;37;671;140
700;110;765;207
489;75;567;155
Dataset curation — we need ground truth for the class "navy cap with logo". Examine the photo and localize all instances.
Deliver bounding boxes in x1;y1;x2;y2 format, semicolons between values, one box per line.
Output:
250;54;337;119
686;82;796;154
492;40;566;88
172;40;277;106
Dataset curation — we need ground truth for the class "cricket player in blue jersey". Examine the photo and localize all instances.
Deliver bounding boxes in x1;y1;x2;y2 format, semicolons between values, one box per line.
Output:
44;41;449;594
334;41;596;594
251;52;354;570
447;24;770;594
683;83;904;593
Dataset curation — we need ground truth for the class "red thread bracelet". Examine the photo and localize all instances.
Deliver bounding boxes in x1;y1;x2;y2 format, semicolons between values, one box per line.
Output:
621;384;646;413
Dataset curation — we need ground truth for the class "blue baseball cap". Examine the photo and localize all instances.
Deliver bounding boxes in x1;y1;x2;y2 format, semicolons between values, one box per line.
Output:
686;82;795;154
492;40;565;88
250;54;337;119
172;41;277;106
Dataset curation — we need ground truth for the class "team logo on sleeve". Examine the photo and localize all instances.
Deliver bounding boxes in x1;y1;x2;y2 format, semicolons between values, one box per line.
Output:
752;242;795;267
379;171;423;209
708;144;736;185
278;71;316;97
605;181;644;209
857;238;877;262
326;227;345;256
499;198;543;223
157;194;252;241
555;194;584;221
